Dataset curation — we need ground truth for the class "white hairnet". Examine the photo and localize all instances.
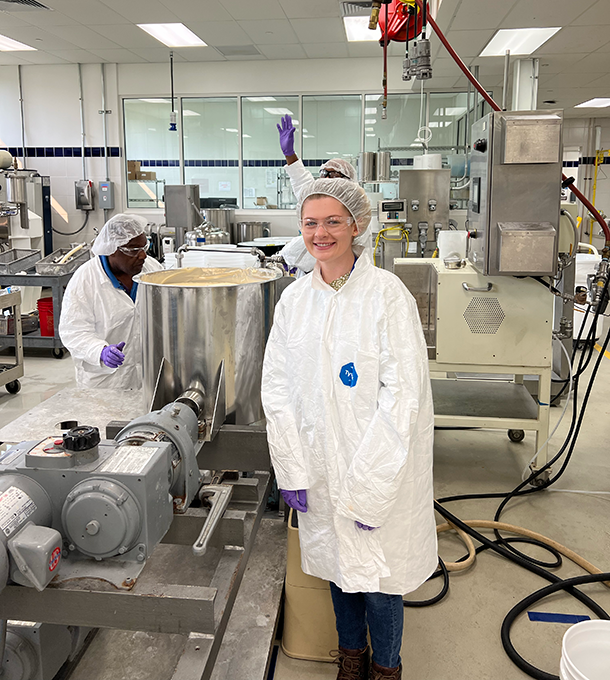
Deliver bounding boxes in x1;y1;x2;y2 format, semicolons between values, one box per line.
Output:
298;178;372;235
92;213;148;256
320;158;357;182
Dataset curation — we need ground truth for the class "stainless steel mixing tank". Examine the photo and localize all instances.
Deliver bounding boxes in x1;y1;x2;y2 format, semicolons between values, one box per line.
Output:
137;267;282;428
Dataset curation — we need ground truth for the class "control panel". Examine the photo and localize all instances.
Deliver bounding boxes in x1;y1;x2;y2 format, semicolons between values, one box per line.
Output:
377;199;407;224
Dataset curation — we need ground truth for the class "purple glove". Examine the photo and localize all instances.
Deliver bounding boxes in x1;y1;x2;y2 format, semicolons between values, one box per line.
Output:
100;341;125;369
277;114;295;157
355;521;377;531
280;489;307;513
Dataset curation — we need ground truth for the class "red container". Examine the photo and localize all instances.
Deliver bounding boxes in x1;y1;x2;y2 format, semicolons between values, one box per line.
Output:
37;297;54;337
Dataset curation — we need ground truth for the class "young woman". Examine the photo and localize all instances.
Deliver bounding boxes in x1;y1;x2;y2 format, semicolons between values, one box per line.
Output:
262;179;437;680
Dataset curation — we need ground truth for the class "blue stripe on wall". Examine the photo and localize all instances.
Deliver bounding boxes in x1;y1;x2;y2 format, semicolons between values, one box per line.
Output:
1;146;121;158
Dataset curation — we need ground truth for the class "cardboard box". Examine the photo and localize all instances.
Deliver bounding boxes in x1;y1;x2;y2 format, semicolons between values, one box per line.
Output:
136;171;157;181
127;160;141;181
256;196;268;206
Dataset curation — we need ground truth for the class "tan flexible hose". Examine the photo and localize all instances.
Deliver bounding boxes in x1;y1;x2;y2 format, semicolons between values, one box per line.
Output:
58;242;86;265
436;520;609;586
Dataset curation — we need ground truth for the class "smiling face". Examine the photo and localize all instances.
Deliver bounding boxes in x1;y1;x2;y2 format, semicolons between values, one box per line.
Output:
301;196;358;271
107;233;148;279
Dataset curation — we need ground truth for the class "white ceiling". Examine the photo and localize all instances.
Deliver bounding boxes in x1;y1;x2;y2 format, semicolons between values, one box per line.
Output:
0;0;609;115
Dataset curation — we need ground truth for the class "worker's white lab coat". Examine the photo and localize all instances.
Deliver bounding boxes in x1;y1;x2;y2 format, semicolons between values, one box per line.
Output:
59;256;162;390
280;160;373;275
261;250;438;594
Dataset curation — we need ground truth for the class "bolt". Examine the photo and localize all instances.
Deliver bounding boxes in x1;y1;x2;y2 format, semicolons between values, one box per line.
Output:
118;546;127;554
137;553;145;562
125;577;133;585
195;646;200;651
68;544;75;551
85;520;100;535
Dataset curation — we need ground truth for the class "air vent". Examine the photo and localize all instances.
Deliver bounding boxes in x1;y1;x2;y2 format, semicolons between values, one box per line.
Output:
215;45;261;57
463;297;505;335
0;0;51;10
341;2;372;17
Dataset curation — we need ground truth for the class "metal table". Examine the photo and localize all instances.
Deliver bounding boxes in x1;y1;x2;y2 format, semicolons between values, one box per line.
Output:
0;270;74;358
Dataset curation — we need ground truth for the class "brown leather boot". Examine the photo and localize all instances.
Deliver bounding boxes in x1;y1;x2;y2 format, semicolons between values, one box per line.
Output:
369;660;402;679
330;646;370;680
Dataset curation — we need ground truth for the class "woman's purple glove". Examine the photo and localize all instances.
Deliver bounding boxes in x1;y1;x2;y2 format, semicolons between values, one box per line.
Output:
100;341;125;368
280;489;307;512
277;114;295;157
355;521;377;531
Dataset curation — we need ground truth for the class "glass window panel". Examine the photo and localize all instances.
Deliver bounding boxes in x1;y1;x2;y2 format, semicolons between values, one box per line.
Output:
302;95;361;174
364;92;423;163
242;96;299;209
183;97;239;208
123;99;180;209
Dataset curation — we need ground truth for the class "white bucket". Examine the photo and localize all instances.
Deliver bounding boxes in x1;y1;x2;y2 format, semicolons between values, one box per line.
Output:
560;620;610;680
414;153;442;169
438;230;468;261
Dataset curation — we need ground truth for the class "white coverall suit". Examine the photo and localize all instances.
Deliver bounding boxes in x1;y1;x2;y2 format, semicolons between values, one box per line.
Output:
261;250;438;594
59;256;162;389
279;160;374;275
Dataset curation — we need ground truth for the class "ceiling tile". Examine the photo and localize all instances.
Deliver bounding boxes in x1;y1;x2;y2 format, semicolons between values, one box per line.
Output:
541;71;605;88
302;43;349;59
185;20;251;47
88;48;147;63
278;0;341;19
91;24;166;49
444;29;496;59
130;48;188;62
430;57;463;77
0;27;79;51
173;46;226;62
0;12;31;27
537;54;588;74
583;73;610;91
468;58;506;76
500;0;599;29
238;19;298;45
8;8;78;27
536;26;610;55
43;25;121;50
15;50;69;64
46;49;105;63
289;17;346;44
158;0;233;21
572;0;610;26
450;0;519;31
220;0;285;21
97;0;181;23
44;0;130;25
258;43;307;60
347;43;385;58
0;52;23;65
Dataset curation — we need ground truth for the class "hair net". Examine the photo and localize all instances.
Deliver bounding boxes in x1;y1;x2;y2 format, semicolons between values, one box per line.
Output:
298;178;372;235
92;213;148;256
320;158;357;182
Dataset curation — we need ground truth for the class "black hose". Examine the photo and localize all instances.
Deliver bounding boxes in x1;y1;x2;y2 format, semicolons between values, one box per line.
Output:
52;210;89;236
403;558;449;607
501;573;610;680
421;0;427;38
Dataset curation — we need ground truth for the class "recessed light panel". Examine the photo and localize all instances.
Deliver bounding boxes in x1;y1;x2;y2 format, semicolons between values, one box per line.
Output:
575;98;610;108
0;34;36;51
479;27;560;57
343;16;381;42
137;23;206;48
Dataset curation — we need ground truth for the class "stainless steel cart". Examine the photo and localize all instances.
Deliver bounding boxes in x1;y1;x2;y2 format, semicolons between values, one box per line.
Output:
0;288;24;394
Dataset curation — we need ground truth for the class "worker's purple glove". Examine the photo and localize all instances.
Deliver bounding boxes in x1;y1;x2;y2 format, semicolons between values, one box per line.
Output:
100;341;125;369
280;489;307;513
355;521;377;531
277;114;295;157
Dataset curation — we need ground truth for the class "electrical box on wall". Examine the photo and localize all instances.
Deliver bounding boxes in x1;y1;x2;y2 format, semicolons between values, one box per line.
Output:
75;180;94;211
98;180;114;209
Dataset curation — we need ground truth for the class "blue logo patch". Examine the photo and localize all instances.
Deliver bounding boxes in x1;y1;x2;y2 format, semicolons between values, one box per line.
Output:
339;362;358;387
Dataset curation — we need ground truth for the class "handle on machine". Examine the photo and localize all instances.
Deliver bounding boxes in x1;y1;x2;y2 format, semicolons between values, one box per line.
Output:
462;282;493;293
192;484;233;557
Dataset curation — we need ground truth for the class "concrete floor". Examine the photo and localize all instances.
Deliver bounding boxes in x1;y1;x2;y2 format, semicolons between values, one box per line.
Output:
1;347;609;680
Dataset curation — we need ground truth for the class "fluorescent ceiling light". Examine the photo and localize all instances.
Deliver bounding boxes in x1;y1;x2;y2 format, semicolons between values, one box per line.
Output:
292;119;300;126
246;97;276;101
140;99;170;103
138;23;206;48
365;119;377;124
480;27;560;57
343;16;381;42
365;107;377;114
366;134;375;137
445;107;466;116
225;128;238;133
303;134;315;138
183;110;200;116
303;129;308;133
264;107;294;115
365;127;374;132
242;134;251;138
0;34;36;51
575;98;610;108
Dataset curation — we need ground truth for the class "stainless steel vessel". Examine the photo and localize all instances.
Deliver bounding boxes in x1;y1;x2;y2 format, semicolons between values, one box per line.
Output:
137;267;282;428
200;208;235;235
376;152;391;181
358;152;376;183
233;221;271;243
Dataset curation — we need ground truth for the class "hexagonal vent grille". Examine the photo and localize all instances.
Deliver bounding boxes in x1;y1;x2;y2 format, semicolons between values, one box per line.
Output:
463;297;505;334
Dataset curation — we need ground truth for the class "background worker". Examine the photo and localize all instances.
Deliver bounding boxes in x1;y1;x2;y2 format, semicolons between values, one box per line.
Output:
59;213;162;389
262;179;437;680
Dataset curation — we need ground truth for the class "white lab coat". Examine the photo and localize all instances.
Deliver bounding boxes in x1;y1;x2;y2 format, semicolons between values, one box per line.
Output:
59;256;162;390
261;250;438;594
280;160;374;275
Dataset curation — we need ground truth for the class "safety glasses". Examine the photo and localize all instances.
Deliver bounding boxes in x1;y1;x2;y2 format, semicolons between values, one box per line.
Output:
301;216;354;233
319;168;348;179
118;241;150;256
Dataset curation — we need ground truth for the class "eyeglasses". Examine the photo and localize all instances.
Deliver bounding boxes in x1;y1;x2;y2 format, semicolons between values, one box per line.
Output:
319;168;348;179
301;216;354;233
118;241;150;256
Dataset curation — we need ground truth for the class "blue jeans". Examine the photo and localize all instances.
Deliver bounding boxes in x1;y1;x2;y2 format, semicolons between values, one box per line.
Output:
329;581;403;668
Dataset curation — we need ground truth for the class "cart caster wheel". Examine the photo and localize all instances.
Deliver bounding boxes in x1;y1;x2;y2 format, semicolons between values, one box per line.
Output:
6;380;21;394
52;348;65;359
508;429;525;443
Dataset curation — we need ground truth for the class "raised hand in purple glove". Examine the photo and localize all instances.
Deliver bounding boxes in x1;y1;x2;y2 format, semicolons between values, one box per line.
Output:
355;521;377;531
100;341;125;369
277;114;295;157
280;489;307;513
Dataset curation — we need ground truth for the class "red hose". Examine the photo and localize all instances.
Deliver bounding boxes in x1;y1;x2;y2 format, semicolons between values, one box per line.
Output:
413;0;610;244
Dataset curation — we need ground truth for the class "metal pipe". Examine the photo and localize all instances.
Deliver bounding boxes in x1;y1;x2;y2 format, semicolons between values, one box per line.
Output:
17;65;26;169
502;50;510;111
100;63;109;181
78;63;87;180
466;67;472;148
